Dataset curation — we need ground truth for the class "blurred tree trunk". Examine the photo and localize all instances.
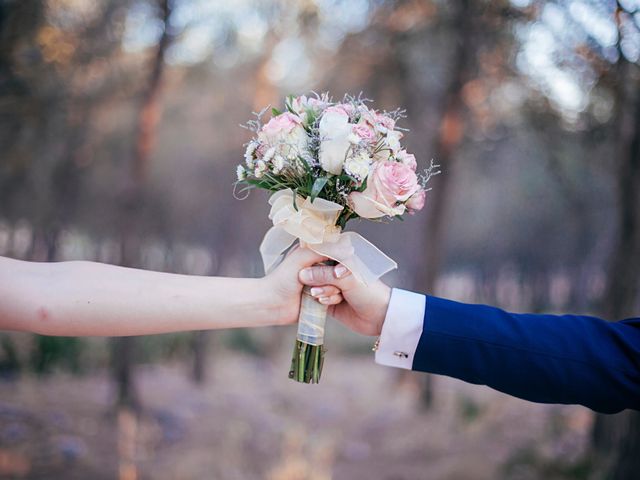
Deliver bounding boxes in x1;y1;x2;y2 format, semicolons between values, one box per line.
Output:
191;331;208;384
112;0;173;410
416;0;474;408
419;0;472;294
591;31;640;479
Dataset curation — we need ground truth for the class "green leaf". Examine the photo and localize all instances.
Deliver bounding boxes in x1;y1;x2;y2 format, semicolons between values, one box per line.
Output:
305;107;317;125
297;155;312;174
285;95;296;114
292;189;299;211
337;174;358;184
310;177;329;202
272;107;282;116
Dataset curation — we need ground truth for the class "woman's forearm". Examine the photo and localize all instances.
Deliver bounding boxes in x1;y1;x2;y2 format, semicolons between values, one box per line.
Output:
0;257;281;336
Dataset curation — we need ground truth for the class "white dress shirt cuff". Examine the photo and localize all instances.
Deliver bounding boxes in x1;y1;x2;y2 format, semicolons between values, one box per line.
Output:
374;288;425;370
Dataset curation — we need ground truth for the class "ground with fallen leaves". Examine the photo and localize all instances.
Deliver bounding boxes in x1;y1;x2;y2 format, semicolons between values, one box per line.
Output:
0;351;593;480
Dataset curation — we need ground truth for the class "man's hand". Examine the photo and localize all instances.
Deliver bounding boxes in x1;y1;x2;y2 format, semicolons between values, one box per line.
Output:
298;264;391;336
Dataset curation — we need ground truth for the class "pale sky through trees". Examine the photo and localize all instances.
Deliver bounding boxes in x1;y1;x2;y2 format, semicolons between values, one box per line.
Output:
118;0;639;122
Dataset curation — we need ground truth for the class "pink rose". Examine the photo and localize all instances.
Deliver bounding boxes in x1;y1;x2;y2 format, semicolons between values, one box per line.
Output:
352;124;376;143
260;112;302;140
359;109;396;133
396;150;417;170
349;161;419;218
258;112;309;158
374;112;395;132
406;188;426;212
325;103;354;118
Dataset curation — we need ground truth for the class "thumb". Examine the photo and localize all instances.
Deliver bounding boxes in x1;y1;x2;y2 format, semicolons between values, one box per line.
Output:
298;264;357;290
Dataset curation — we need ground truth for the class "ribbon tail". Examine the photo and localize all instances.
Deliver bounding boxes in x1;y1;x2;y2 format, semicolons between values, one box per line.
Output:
310;231;397;285
259;226;297;274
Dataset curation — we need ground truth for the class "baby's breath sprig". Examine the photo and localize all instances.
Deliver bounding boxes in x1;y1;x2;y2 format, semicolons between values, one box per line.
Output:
240;105;270;134
419;159;442;190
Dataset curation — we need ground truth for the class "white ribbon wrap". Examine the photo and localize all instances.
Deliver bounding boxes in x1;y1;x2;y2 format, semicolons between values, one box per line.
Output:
260;189;397;283
259;189;398;345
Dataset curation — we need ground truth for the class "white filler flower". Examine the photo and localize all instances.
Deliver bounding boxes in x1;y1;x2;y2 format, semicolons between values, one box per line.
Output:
244;142;257;167
236;165;246;181
344;151;372;180
254;160;267;178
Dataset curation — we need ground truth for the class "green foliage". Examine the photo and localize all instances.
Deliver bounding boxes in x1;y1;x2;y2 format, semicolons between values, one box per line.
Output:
456;394;484;424
502;446;594;480
137;333;194;362
224;329;263;356
0;334;21;379
30;335;84;375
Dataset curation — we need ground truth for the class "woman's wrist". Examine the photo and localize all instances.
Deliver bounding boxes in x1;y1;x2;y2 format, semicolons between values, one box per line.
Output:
252;276;295;327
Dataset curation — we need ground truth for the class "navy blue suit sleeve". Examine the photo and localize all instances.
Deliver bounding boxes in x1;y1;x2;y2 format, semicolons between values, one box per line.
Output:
412;296;640;414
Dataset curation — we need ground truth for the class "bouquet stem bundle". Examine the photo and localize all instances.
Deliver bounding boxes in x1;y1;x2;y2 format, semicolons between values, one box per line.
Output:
288;264;333;383
289;335;325;383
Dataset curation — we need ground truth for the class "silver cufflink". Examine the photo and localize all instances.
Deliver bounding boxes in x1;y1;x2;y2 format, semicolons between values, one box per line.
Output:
393;351;408;358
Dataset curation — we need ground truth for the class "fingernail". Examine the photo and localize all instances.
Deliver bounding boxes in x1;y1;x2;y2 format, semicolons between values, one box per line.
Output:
300;268;313;282
310;287;323;296
318;296;330;304
335;265;348;278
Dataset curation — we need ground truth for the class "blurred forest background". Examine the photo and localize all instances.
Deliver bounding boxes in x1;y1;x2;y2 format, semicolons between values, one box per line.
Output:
0;0;639;478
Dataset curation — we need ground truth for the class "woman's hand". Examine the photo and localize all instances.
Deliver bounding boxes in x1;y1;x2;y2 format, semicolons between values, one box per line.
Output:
260;247;344;326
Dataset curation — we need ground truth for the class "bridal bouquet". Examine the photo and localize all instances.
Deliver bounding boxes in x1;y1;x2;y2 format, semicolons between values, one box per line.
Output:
236;93;438;384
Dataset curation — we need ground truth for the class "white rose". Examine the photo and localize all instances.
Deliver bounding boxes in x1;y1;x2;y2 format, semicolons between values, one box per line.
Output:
344;151;372;181
319;110;353;175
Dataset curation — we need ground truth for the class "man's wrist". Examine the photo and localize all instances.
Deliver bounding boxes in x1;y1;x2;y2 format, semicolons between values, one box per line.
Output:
373;283;392;336
374;289;426;370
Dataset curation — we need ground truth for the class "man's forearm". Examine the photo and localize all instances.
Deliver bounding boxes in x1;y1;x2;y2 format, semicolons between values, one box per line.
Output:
377;291;640;413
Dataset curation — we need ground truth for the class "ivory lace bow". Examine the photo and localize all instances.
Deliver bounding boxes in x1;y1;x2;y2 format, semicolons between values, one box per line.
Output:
259;189;397;284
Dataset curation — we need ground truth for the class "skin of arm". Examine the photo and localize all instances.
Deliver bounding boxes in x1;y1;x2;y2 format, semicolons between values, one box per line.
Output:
0;248;340;336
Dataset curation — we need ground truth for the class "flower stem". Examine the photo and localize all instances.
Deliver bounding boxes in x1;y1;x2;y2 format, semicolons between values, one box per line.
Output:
289;340;325;384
